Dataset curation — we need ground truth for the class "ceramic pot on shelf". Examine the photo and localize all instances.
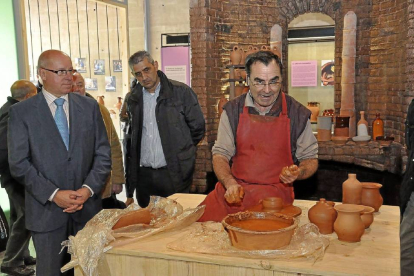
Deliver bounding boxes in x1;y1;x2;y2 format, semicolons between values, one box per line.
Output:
334;204;365;242
230;46;242;65
239;47;246;65
357;111;369;137
361;182;383;212
245;45;255;58
308;198;338;234
334;116;350;137
114;97;122;111
97;95;105;106
342;173;362;205
307;102;320;123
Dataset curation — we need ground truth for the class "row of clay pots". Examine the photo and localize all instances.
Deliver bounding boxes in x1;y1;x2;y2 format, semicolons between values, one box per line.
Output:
230;45;281;65
308;199;375;242
229;69;247;80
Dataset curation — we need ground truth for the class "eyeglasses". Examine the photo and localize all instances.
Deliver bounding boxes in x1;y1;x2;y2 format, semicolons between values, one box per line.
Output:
250;78;282;90
41;67;77;76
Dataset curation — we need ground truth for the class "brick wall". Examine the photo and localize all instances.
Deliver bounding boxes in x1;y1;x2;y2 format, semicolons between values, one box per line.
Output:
190;0;411;192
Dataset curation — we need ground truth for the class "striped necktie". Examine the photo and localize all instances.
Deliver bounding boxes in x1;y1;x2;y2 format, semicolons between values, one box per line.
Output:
54;98;69;150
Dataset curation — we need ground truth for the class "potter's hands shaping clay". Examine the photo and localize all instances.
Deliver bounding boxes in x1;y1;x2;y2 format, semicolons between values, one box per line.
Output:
279;164;300;184
224;182;245;205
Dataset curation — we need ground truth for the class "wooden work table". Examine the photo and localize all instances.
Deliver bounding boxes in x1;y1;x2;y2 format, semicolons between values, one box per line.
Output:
75;193;400;276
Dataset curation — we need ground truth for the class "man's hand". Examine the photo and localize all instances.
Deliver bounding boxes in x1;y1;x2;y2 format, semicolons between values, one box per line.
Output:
224;180;245;205
279;164;301;184
53;190;84;213
112;184;123;194
125;198;134;207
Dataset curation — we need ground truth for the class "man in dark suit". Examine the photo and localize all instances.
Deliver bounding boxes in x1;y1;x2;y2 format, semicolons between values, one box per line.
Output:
8;50;111;275
0;80;37;276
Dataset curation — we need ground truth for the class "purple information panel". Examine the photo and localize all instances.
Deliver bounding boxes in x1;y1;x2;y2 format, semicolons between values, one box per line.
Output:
161;46;190;86
291;60;317;87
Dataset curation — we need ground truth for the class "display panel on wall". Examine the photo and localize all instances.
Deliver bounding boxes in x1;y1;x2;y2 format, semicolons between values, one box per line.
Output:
24;0;127;101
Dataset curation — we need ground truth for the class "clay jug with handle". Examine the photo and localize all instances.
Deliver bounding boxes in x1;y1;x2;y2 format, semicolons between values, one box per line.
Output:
334;204;365;242
308;198;337;234
342;173;362;204
230;46;242;65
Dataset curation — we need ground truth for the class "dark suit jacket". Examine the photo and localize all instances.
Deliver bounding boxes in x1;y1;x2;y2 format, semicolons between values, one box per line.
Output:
8;92;111;232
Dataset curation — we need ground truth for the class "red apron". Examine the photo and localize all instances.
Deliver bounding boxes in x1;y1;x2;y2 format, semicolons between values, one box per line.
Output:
198;93;294;222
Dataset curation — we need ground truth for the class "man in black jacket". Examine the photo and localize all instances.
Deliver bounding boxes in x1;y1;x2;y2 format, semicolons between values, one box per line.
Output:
0;80;37;276
127;51;205;207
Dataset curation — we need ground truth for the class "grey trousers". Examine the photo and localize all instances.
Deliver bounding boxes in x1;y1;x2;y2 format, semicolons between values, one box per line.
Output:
401;191;414;276
1;182;31;268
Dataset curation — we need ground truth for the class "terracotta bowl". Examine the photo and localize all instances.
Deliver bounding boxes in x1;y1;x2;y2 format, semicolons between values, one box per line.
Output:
262;197;283;212
222;211;298;250
359;205;375;229
331;136;349;145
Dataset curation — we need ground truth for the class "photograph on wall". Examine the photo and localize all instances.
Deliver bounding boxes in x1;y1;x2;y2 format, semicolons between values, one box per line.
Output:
75;58;87;73
105;76;116;92
85;78;98;90
113;60;122;72
291;60;317;87
94;59;105;75
321;60;334;86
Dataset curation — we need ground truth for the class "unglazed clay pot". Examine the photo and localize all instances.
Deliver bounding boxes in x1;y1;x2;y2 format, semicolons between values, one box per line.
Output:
361;182;383;212
308;198;338;234
97;95;105;106
307;102;320;123
245;45;255;58
222;211;298;250
262;197;283;212
342;173;362;205
359;205;375;229
239;47;246;65
334;204;365;242
230;46;242;65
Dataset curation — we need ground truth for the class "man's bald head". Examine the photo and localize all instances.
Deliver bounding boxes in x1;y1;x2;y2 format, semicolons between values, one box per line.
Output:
72;73;86;96
10;80;37;101
37;50;74;97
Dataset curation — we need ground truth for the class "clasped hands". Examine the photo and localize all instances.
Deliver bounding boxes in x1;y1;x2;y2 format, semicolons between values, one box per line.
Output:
53;187;91;213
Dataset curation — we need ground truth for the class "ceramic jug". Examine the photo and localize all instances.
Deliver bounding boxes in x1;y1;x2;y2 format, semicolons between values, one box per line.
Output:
361;182;383;212
308;198;337;234
307;102;320;123
334;204;365;242
342;173;362;204
230;46;242;65
97;95;105;106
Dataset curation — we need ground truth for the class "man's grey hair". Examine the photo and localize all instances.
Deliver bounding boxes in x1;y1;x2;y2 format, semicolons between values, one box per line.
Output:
10;81;35;100
128;51;154;70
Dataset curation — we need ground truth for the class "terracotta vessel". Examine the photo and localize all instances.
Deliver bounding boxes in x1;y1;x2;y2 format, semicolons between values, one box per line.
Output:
323;109;335;117
240;70;247;80
230;46;242;65
262;197;283;212
261;45;270;51
222;211;298;250
245;45;255;58
334;204;365;242
359;205;375;229
334;116;350;137
357;111;369;137
253;46;259;53
217;95;228;117
372;113;384;140
271;46;281;58
307;102;320;123
317;116;332;142
97;95;105;106
342;173;362;204
114;97;122;111
361;182;383;212
239;47;246;65
308;198;338;234
112;209;152;230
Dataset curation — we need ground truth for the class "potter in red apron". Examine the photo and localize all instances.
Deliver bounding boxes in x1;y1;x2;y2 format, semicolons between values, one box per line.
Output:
198;93;294;222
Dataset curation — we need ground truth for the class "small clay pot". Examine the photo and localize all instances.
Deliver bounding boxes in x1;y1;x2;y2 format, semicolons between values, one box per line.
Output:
361;182;383;212
359;205;375;229
262;197;283;212
334;204;365;243
308;198;337;234
230;46;242;65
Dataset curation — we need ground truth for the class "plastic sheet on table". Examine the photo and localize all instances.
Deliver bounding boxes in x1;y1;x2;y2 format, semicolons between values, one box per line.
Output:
167;221;330;261
60;196;205;276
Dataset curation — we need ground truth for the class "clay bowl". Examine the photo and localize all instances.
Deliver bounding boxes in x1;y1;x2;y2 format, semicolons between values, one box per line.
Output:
262;197;283;212
112;209;152;230
222;211;298;250
359;206;375;229
331;136;349;145
376;136;394;146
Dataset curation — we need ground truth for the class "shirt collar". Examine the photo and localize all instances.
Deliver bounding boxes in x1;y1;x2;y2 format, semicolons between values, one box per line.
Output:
42;88;69;106
142;82;161;97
